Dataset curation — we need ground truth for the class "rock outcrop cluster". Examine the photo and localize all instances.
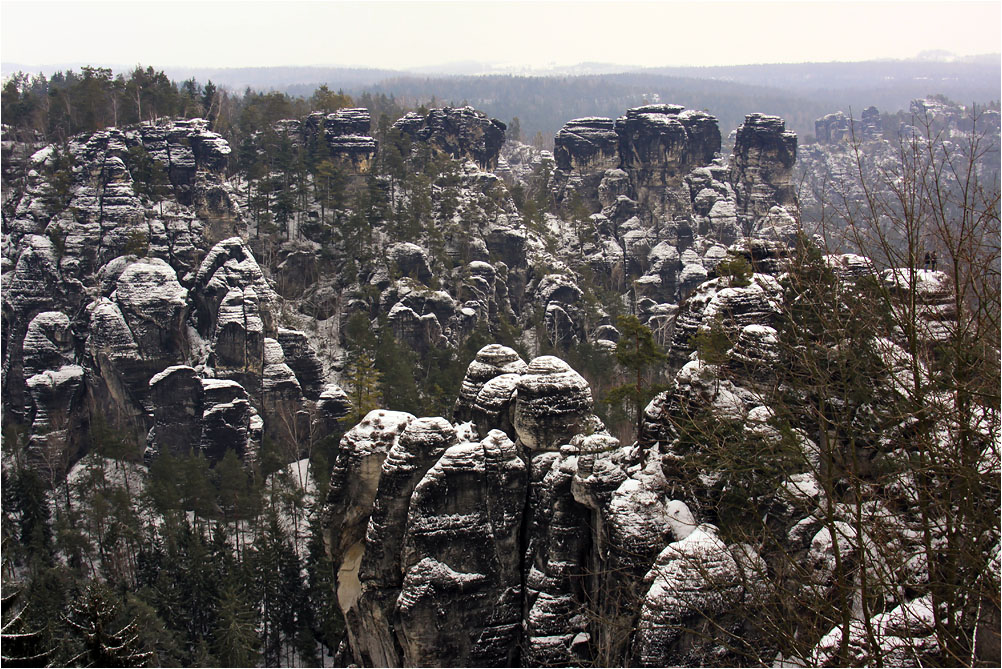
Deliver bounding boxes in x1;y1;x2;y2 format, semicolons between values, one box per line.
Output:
2;120;344;479
541;104;798;347
284;107;378;172
322;344;767;666
815;106;883;145
393;106;507;169
730;113;798;236
5;95;995;669
553;103;721;225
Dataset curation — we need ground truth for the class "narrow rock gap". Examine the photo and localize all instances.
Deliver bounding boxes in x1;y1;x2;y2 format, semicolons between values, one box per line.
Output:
515;447;533;667
96;141;108;263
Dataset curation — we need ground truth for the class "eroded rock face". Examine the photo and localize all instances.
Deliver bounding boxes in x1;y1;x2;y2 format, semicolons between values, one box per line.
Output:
537;274;586;349
730;114;798;235
146;367;262;464
860;106;883;140
85;295;162;443
553;118;621;212
320;108;378;172
12;98;980;669
193;238;278;392
386;242;433;284
815;107;882;145
393;106;506;169
387;303;446;355
314;383;351;437
453;344;528;423
22;311;74;383
513;356;593;451
810;597;942;667
351;417;457;667
523;448;593;665
275;113;383;175
276;328;326;400
7;120;236;285
262;338;308;457
330;415;530;668
147;365;204;459
114;258;188;362
3;236;72;423
470;373;521;441
617;105;722;223
635;525;766;666
199;378;261;463
554;117;620;173
399;431;527;666
193;237;277;340
25;365;86;482
326;409;416;622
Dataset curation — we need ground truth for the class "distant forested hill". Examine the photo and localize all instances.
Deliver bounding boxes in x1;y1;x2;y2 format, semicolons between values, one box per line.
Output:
348;73;850;144
319;58;1000;144
4;57;998;145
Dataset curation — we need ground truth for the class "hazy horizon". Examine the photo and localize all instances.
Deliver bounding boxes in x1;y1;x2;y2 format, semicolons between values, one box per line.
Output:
2;1;1000;74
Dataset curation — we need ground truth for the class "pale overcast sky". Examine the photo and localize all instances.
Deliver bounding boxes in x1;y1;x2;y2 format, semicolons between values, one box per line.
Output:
2;0;1000;71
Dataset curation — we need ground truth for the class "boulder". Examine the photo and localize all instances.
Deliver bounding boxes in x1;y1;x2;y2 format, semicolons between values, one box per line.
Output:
453;344;527;423
314;383;352;437
635;525;766;666
113;258;188;363
387;242;433;284
22;311;74;381
513;356;593;451
471;373;522;441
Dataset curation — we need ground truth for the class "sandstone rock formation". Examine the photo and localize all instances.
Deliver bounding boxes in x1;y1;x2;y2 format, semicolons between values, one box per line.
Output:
730;114;798;235
617;105;721;224
512;356;593;451
1;120;343;479
452;344;527;422
6;96;992;669
393;106;506;169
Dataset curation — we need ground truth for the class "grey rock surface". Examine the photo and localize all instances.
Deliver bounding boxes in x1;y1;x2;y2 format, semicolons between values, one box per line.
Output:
393;106;506;169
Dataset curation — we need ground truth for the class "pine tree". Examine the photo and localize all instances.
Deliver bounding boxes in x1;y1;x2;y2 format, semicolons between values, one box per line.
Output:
1;585;52;667
605;314;668;440
344;350;382;423
3;460;54;572
690;315;732;368
125;144;171;207
314;158;348;237
305;512;344;662
214;450;252;557
211;584;260;668
248;508;292;666
64;581;153;667
201;80;217;122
